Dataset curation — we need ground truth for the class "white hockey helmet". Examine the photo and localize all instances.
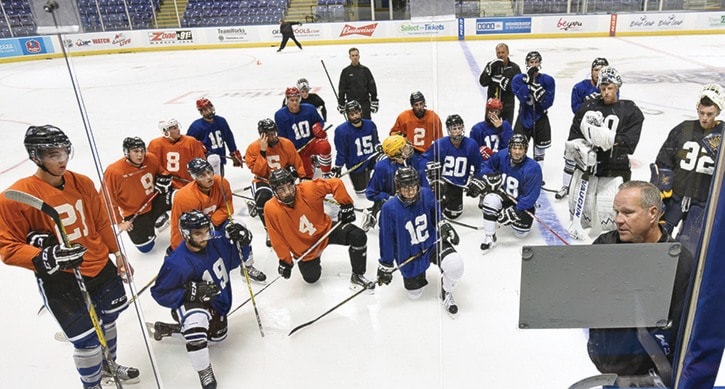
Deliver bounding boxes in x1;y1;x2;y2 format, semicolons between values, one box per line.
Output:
158;117;180;133
698;83;724;111
597;66;622;88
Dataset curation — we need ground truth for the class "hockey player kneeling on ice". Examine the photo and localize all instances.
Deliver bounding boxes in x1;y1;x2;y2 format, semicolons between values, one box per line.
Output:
564;66;644;239
151;211;252;389
477;134;542;254
265;169;374;289
652;83;724;254
377;167;464;315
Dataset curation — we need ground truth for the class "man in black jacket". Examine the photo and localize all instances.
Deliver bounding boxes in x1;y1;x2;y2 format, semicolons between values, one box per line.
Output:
587;180;694;382
479;43;521;124
338;47;378;119
277;19;302;52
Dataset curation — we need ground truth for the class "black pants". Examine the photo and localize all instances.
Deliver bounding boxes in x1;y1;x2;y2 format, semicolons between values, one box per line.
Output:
279;33;302;51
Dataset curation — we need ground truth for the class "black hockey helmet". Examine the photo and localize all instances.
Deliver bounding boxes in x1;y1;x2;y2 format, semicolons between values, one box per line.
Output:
394;166;420;205
525;51;542;64
445;114;464;129
122;137;146;155
591;57;609;69
269;168;295;191
258;118;277;134
179;210;212;241
409;91;425;106
24;125;72;162
345;100;362;114
187;158;213;179
508;134;528;165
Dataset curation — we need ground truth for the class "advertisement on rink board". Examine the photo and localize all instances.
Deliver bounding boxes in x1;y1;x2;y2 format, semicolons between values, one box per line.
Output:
1;11;724;62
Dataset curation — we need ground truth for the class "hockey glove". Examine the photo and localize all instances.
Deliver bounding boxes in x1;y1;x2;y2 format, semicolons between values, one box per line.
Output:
184;281;220;303
482;174;503;193
370;99;379;114
498;206;521;226
230;150;244;167
700;132;722;159
278;260;293;279
425;161;442;184
484;58;503;76
479;145;494;160
26;231;58;248
466;177;486;198
155;174;173;194
530;83;545;102
583;123;614;151
494;75;510;90
286;165;299;179
338;203;356;224
225;221;252;246
649;163;674;199
377;262;394;285
312;122;326;139
32;244;86;276
330;166;342;178
526;65;540;84
585;92;601;101
337;104;346;114
439;221;460;246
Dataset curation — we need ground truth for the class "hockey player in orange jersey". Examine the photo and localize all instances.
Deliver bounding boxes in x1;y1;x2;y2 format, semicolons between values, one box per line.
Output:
170;158;266;282
389;91;443;153
245;118;306;246
264;169;374;289
148;117;206;190
0;125;139;388
100;137;173;253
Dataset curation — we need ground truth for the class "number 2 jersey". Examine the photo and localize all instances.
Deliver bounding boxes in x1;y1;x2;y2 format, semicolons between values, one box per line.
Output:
655;119;724;203
0;172;119;277
151;236;242;315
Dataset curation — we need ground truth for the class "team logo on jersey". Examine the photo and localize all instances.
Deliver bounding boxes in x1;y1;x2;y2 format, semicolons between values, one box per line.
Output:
339;23;378;37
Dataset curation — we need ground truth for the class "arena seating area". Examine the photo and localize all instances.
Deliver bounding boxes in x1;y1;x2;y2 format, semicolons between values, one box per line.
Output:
0;0;718;38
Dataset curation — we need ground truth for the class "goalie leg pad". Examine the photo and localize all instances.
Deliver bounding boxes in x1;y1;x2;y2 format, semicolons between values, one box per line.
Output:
564;138;595;171
596;176;623;232
568;169;597;229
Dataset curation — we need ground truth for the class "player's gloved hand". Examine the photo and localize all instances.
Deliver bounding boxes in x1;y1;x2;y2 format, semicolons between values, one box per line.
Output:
494;75;510;90
330;166;342;178
184;281;220;303
484;58;503;76
585;92;601;101
230;150;244;167
32;243;87;276
286;165;299;179
498;206;521;226
278;260;293;279
225;222;252;246
377;262;394;285
649;163;674;199
312;122;326;139
26;231;58;248
155;174;173;194
337;104;346;114
479;145;494;160
582;110;604;127
425;161;441;183
370;99;379;113
439;221;460;246
530;83;545;102
466;177;486;198
482;174;503;193
338;203;356;224
525;65;540;84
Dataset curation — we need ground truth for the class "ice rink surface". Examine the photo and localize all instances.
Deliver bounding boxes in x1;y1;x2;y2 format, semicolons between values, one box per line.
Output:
1;33;724;388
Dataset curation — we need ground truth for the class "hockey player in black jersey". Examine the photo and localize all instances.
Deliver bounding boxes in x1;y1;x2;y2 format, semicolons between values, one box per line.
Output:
651;83;724;253
564;66;645;238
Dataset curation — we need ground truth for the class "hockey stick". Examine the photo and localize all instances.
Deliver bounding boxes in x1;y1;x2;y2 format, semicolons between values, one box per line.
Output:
568;373;617;389
320;59;347;120
4;190;124;388
288;241;438;336
499;191;570;246
229;275;281;317
116;191;159;236
338;151;381;178
296;124;332;154
444;217;484;230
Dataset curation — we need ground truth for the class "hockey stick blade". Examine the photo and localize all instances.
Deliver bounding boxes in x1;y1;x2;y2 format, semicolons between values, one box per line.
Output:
288;285;372;336
568;373;617;389
5;190;63;227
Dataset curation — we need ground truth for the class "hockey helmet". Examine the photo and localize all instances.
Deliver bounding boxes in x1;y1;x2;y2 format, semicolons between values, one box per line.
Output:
486;98;503;113
409;91;425;106
446;114;465;141
24;125;72;162
122;137;146;155
285;87;301;98
269;168;296;205
591;57;609;69
296;78;310;91
258;118;278;134
179;210;213;242
508;134;528;165
382;135;411;160
597;66;622;88
158;118;181;133
525;51;542;65
196;98;213;111
698;83;724;111
345;100;363;114
394;166;421;205
187;158;213;179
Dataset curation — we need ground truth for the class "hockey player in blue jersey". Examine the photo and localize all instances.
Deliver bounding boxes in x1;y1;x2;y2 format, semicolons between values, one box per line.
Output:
331;100;381;197
477;134;542;254
377;167;464;315
511;50;556;176
151;211;252;389
571;58;609;114
274;86;332;178
422;114;485;219
365;135;429;230
470;97;514;161
187;98;243;177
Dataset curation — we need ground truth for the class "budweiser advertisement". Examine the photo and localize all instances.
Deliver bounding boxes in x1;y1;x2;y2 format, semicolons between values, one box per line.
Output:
339;23;378;37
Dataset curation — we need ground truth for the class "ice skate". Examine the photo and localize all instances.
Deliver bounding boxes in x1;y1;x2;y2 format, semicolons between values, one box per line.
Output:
360;209;377;232
554;185;569;200
198;364;217;389
350;273;375;292
243;264;267;283
480;233;497;255
441;286;458;316
154;213;169;231
101;360;140;385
